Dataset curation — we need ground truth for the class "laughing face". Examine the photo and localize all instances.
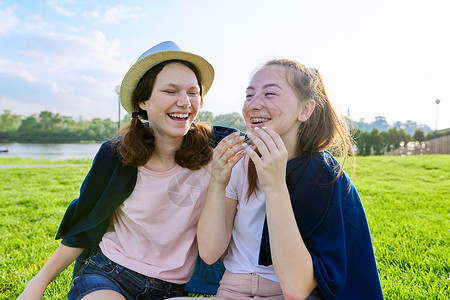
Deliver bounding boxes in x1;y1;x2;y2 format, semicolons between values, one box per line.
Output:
243;65;304;142
139;62;201;140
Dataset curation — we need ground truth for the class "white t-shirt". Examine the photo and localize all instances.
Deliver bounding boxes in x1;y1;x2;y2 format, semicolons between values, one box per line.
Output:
224;155;278;282
99;162;212;284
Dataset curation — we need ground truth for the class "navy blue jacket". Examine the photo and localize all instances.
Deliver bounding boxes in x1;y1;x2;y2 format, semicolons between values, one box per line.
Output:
55;125;234;295
259;152;384;299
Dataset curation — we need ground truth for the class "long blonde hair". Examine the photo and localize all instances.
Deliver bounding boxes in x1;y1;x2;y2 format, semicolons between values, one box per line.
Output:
247;59;354;198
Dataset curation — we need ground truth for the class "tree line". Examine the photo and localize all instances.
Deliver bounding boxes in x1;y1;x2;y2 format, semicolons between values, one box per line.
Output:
0;110;247;143
0;110;119;143
352;127;449;156
0;110;447;155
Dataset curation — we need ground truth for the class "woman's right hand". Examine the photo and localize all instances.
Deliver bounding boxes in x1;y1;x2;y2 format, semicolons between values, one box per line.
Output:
210;131;245;186
17;277;47;300
16;244;84;300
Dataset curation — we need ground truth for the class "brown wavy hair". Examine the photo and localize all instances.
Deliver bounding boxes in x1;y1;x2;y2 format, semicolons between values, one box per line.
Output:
246;59;354;198
114;60;213;170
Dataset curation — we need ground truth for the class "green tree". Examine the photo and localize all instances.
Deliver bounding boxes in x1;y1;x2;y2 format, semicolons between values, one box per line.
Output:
388;128;400;150
355;130;371;156
214;113;246;132
380;131;390;153
17;115;40;142
413;129;425;142
38;111;62;141
371;128;384;155
426;129;450;140
57;116;79;142
196;111;214;124
398;129;411;145
0;110;22;141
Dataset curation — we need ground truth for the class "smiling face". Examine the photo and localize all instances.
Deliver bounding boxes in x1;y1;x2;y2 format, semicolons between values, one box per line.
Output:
243;65;306;143
139;62;201;140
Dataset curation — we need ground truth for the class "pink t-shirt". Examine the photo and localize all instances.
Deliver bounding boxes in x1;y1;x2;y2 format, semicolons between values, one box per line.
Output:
99;162;212;284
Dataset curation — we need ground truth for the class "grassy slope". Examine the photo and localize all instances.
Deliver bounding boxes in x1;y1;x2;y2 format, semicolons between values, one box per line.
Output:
0;164;90;299
0;155;449;299
349;156;449;299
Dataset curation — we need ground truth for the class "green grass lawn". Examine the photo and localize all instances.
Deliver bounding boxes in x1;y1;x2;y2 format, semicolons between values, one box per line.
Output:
0;155;449;299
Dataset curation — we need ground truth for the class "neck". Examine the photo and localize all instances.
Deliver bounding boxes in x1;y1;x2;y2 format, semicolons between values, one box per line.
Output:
282;129;300;161
285;142;298;161
144;134;184;172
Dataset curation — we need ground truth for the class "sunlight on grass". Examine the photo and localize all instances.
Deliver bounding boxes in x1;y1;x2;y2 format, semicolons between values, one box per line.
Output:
1;155;449;299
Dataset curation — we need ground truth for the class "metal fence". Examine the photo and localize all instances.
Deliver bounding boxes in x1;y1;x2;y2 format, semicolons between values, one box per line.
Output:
385;135;450;156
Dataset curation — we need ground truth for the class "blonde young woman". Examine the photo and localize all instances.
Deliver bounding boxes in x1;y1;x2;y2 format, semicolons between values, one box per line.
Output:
18;41;233;300
183;60;384;300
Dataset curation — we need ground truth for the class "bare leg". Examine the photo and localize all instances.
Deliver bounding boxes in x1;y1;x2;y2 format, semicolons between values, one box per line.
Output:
169;298;212;300
81;290;126;300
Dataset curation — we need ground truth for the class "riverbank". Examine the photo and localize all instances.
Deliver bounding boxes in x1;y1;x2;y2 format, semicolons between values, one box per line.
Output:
0;142;101;160
0;164;91;169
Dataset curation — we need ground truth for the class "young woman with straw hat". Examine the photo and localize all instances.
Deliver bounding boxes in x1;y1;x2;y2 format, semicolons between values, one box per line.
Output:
18;41;236;300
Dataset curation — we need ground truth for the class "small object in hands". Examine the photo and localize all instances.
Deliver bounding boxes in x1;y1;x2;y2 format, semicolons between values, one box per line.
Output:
240;131;253;146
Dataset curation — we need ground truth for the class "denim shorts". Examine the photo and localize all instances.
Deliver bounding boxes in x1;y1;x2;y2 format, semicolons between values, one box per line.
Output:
68;250;185;300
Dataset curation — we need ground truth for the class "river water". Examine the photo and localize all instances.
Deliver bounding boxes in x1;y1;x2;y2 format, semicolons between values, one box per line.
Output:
0;143;102;160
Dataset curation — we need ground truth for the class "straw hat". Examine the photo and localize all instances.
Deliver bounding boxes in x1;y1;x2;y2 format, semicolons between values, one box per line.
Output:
120;41;215;114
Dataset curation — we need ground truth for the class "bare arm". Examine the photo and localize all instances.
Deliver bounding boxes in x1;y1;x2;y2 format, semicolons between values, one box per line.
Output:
18;244;84;300
246;127;316;300
197;132;243;264
197;187;237;264
264;187;316;299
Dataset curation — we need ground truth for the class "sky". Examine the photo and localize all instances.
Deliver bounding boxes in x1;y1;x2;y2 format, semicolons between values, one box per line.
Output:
0;0;449;130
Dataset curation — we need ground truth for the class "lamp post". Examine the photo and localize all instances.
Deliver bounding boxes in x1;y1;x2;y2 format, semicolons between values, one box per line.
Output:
115;85;121;129
434;99;440;154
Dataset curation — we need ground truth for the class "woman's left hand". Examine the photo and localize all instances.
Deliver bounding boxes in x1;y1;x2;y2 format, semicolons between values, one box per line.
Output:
244;127;288;190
